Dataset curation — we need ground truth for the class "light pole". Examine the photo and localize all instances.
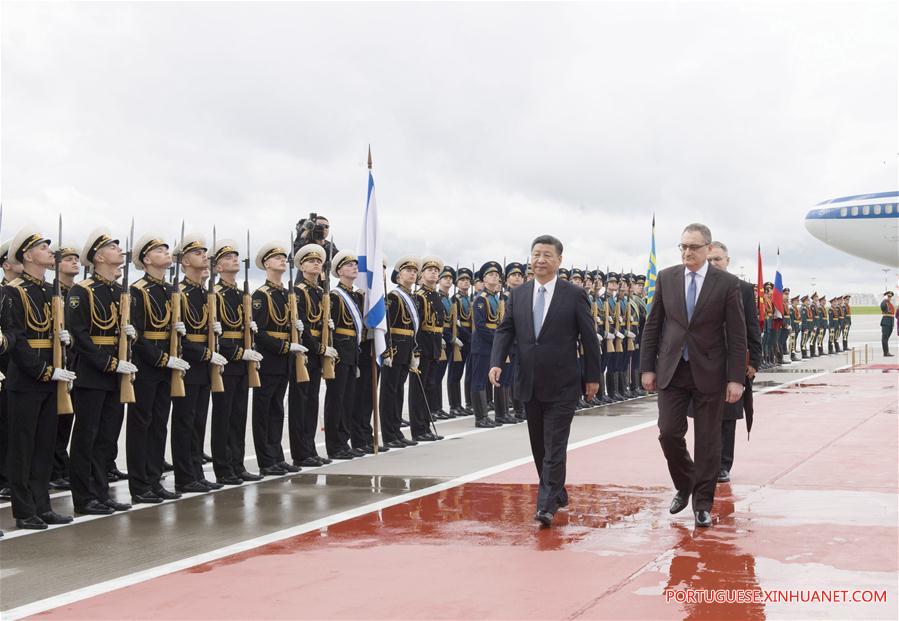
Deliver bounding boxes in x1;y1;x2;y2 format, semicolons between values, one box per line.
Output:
882;268;890;294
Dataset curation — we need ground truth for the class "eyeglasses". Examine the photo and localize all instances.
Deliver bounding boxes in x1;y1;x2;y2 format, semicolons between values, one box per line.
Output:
678;243;709;252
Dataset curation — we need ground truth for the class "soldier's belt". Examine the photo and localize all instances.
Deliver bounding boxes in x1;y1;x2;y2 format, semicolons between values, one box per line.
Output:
221;331;242;339
90;336;118;346
143;331;170;340
883;313;893;317
185;334;207;343
459;321;471;328
266;331;289;339
390;327;414;337
309;329;322;337
27;338;52;349
485;323;497;329
334;328;356;337
422;326;443;334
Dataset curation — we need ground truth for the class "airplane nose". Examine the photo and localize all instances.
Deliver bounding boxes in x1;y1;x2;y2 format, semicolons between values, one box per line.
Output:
804;212;828;243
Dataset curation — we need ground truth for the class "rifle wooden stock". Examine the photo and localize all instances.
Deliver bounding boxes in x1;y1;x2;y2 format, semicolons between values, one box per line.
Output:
243;292;261;388
625;295;635;352
52;296;74;415
603;298;611;354
321;291;335;380
207;289;225;393
289;289;309;383
170;286;186;397
613;299;624;353
118;291;136;404
451;302;462;362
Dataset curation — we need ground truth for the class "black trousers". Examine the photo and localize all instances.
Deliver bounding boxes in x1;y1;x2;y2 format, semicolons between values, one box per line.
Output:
352;342;377;448
171;383;210;486
408;356;436;437
252;373;288;468
70;387;121;507
289;365;322;461
127;376;171;496
324;362;355;456
379;362;409;443
882;321;894;354
430;355;448;411
51;413;74;481
720;419;736;472
211;373;248;479
525;397;575;513
0;383;8;488
657;359;724;512
7;390;56;518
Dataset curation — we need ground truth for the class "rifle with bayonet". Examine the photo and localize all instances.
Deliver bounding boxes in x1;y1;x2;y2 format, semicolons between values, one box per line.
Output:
119;219;136;404
289;232;310;383
208;227;225;393
170;223;186;397
52;215;74;414
451;262;461;362
243;231;261;388
613;269;624;353
321;235;336;380
625;274;635;352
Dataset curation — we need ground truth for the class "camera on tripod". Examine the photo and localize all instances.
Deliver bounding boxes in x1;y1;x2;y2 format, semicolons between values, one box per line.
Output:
298;212;328;243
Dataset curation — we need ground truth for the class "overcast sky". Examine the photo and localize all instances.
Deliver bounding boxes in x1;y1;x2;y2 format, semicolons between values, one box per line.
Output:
1;1;896;296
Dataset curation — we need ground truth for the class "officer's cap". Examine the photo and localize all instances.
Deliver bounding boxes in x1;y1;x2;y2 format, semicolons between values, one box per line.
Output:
11;226;51;265
254;241;288;270
391;256;420;284
635;275;646;284
179;233;207;257
133;233;169;271
212;238;239;265
420;255;444;274
331;250;358;278
505;262;525;279
558;267;570;280
606;272;619;283
570;267;585;281
294;243;326;269
439;265;456;282
0;239;11;264
456;267;473;281
80;227;120;268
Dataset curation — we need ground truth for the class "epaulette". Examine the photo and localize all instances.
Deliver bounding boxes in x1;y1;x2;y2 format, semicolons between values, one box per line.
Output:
77;278;95;289
132;280;148;291
214;283;223;293
479;291;489;299
257;284;270;293
7;277;24;288
297;282;307;290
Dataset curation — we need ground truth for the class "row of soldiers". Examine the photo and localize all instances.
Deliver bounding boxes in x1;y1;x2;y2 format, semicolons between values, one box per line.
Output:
757;282;853;368
0;222;652;533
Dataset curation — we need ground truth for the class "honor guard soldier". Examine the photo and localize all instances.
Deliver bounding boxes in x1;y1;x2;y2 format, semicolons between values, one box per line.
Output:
601;272;623;401
880;291;894;356
814;294;828;356
591;270;611;404
834;296;846;351
170;234;227;493
498;262;525;422
0;240;25;501
49;242;81;491
290;243;337;466
761;282;775;367
431;265;457;419
4;228;75;529
128;235;189;503
211;239;263;484
569;268;584;288
448;266;474;417
558;267;570;282
323;250;365;460
841;295;851;349
408;255;445;442
251;241;305;475
379;257;421;448
470;260;505;427
799;294;813;358
66;228;134;515
779;287;792;363
788;295;801;361
630;274;648;396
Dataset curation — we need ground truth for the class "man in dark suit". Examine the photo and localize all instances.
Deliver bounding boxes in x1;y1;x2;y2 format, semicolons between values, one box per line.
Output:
640;223;746;528
489;235;601;528
707;241;762;483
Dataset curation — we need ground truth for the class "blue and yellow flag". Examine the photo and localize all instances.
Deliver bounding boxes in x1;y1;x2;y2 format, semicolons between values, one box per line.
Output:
645;214;657;311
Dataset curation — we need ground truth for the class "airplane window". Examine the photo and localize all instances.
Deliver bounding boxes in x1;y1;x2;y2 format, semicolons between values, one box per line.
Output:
887;204;895;214
874;205;881;215
851;206;859;216
840;207;847;217
862;205;870;215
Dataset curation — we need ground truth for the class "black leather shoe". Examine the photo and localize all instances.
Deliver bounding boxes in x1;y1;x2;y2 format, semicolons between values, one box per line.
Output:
259;466;287;476
277;461;301;473
400;418;410;427
386;439;407;449
38;510;74;524
695;510;712;528
669;491;689;514
475;419;494;428
49;478;71;490
152;486;182;500
75;500;114;515
0;487;11;500
431;411;449;420
496;415;519;424
315;455;333;465
16;515;48;530
238;471;264;482
534;511;553;528
132;491;164;504
103;499;132;511
400;438;418;446
298;457;321;468
176;481;209;493
108;467;129;480
218;475;244;486
350;447;367;457
330;451;355;460
449;407;465;417
413;434;438;442
717;470;731;483
200;479;224;490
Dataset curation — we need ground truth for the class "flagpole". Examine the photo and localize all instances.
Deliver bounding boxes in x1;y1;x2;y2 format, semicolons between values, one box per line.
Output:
368;145;381;455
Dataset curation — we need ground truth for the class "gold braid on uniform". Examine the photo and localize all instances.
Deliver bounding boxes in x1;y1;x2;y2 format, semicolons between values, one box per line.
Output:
182;292;209;330
299;285;323;324
217;289;243;329
13;286;52;334
81;282;119;331
141;288;171;329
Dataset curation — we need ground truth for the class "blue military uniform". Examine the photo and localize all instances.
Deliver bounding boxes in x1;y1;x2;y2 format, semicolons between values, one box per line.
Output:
470;261;504;428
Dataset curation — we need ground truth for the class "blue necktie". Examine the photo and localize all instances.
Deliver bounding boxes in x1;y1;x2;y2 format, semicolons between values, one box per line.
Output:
684;271;697;360
534;285;546;338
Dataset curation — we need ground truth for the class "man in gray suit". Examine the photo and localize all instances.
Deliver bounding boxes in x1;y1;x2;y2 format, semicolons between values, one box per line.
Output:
640;223;746;528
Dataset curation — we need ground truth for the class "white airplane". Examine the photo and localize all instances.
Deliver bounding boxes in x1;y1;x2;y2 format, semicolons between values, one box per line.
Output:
804;191;899;267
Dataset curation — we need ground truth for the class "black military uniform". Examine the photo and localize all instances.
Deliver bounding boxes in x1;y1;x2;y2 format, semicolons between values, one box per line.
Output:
50;270;77;489
0;255;14;500
430;266;456;420
881;292;895;356
448;267;473;416
409;258;446;442
291;272;328;466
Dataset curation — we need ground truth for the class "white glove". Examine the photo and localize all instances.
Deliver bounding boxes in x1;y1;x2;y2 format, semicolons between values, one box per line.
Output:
210;352;228;367
123;324;137;340
615;331;624;339
116;360;138;374
51;368;77;382
241;349;263;362
626;331;636;338
355;367;361;379
381;356;393;368
605;332;615;340
289;342;308;354
250;321;258;334
454;338;463;348
166;356;191;371
212;321;222;336
324;346;338;359
293;319;304;334
0;369;4;382
328;319;335;330
456;319;462;327
58;329;72;346
174;321;186;336
411;356;420;371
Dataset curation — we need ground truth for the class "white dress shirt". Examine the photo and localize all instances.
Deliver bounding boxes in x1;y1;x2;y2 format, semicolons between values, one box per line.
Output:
684;261;710;306
532;275;557;328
